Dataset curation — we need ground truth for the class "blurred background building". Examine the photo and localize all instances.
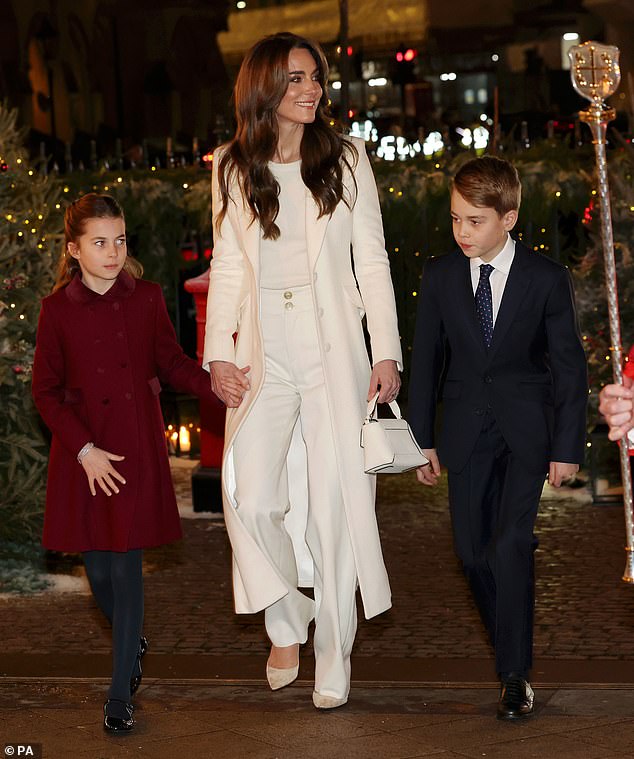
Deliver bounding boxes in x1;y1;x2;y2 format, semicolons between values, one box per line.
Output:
0;0;632;163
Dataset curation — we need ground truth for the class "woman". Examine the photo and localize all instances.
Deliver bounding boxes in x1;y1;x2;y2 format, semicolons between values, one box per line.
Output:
203;32;401;708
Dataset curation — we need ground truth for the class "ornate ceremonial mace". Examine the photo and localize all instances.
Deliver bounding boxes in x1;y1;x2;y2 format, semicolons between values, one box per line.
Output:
569;42;634;582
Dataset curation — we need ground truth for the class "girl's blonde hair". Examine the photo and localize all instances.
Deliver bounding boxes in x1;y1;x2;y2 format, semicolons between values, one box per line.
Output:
53;193;143;292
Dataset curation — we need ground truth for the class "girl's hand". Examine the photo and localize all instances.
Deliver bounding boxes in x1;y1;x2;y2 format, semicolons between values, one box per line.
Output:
210;361;251;408
80;447;126;497
368;359;400;403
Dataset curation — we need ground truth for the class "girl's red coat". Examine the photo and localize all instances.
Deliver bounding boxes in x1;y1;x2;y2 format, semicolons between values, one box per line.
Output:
32;271;212;551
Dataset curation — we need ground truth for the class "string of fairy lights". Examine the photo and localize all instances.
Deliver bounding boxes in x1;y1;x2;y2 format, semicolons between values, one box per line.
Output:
3;143;634;419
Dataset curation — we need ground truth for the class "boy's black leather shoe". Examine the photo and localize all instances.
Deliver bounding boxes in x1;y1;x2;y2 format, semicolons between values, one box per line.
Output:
130;636;149;696
497;676;534;720
103;699;134;732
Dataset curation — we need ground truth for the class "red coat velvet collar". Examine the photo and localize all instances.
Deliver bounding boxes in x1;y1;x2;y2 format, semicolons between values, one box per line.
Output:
65;270;137;304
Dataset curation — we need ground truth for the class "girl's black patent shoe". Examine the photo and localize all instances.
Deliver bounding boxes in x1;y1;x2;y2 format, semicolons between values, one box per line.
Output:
130;636;149;696
103;699;134;732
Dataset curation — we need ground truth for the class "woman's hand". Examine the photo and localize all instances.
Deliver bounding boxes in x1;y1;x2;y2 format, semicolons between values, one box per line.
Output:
81;447;126;497
368;359;400;403
210;360;251;408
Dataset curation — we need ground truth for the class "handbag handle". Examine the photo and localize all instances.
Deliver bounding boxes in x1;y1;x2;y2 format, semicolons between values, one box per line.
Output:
365;391;402;423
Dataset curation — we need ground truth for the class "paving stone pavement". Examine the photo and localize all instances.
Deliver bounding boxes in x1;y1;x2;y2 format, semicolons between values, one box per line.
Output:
2;460;634;678
3;680;634;759
4;460;634;757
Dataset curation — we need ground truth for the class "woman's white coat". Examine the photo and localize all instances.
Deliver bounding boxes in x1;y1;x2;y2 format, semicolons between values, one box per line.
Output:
203;137;402;620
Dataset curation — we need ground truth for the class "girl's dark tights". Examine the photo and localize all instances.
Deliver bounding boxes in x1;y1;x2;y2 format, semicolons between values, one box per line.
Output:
83;549;144;703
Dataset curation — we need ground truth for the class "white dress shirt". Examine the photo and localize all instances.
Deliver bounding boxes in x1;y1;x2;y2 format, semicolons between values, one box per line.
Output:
469;234;516;325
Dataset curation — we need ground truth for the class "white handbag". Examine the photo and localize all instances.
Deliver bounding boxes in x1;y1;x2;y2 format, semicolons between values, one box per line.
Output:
360;393;428;474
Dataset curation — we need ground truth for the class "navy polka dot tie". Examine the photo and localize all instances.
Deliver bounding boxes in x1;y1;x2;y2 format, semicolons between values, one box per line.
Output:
475;264;494;348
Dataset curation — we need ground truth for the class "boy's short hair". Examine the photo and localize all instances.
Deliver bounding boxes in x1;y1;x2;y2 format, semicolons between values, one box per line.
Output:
452;156;521;216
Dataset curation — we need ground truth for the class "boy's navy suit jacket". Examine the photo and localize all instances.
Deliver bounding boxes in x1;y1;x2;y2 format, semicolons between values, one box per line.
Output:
408;241;588;475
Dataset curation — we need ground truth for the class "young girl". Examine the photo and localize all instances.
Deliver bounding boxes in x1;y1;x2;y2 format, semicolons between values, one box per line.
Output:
32;194;214;732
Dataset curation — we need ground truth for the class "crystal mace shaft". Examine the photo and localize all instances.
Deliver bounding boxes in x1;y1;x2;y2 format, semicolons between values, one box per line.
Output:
582;110;634;582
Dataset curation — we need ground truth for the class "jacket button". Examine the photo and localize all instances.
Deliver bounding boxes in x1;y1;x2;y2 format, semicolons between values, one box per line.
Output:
113;303;120;311
125;392;132;400
97;367;105;374
283;290;293;300
475;408;484;416
285;302;293;311
485;375;492;383
117;331;124;338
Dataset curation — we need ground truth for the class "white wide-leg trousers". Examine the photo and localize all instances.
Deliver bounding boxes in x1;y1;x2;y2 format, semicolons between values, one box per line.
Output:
233;285;358;699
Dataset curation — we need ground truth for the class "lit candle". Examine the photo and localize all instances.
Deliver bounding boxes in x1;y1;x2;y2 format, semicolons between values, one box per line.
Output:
179;425;191;454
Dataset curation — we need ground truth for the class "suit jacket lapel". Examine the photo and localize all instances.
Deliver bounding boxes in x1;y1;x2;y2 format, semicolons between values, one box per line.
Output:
488;242;531;358
306;188;330;272
452;252;488;359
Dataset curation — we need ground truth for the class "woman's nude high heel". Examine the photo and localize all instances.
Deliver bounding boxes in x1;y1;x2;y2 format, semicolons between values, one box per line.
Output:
266;644;299;690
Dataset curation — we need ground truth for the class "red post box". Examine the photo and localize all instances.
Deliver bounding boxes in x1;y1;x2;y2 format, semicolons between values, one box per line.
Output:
184;268;225;512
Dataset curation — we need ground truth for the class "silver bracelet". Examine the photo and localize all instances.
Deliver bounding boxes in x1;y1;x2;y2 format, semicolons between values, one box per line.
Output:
77;442;94;464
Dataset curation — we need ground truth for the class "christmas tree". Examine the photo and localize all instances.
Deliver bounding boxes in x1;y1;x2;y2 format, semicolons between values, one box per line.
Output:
0;103;62;543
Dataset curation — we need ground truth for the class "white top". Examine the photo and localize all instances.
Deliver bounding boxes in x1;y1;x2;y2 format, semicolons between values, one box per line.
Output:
469;234;516;324
260;160;311;290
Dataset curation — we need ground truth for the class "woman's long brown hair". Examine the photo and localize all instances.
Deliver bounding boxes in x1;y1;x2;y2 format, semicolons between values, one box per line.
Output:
53;193;143;292
217;32;358;240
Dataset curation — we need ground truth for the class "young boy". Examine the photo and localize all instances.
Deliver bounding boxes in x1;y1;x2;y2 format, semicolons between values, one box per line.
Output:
409;156;587;719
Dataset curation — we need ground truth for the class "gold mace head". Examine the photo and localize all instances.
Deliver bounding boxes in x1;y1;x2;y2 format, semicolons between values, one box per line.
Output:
569;41;620;105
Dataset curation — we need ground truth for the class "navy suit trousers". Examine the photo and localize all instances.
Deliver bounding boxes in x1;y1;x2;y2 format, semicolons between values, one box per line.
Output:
447;413;545;675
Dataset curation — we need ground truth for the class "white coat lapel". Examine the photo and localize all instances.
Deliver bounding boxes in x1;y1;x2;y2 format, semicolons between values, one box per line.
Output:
230;196;261;282
306;188;330;272
242;216;261;282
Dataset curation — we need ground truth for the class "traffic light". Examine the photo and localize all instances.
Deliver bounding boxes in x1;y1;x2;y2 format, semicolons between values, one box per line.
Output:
393;45;417;85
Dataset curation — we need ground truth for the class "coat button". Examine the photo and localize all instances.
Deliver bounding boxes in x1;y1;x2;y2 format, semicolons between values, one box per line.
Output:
484;375;492;383
117;331;124;338
285;302;293;310
125;392;132;400
283;291;293;300
97;367;105;374
475;408;484;416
